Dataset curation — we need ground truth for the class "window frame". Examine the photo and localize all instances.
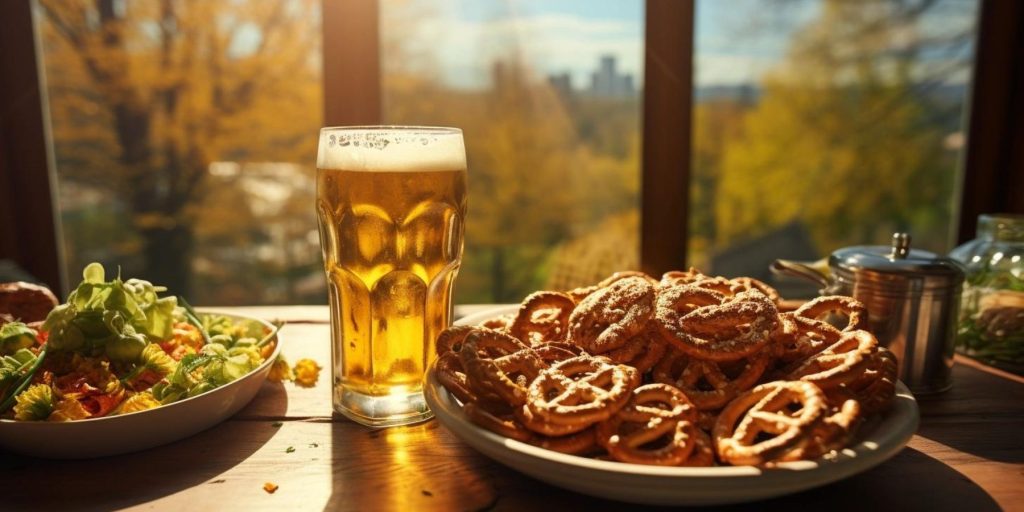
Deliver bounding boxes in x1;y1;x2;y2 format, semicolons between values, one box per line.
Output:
1;0;1020;296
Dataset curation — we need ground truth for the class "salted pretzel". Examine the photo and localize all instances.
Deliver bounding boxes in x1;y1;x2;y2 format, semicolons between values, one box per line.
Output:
532;342;583;365
656;286;779;362
567;271;658;303
596;384;699;466
784;329;878;389
527;355;640;427
619;327;669;374
510;291;576;345
827;347;897;415
795;296;869;332
771;312;844;364
713;380;827;466
729;277;782;305
779;398;862;462
567;277;656;354
460;330;546;406
659;268;707;287
652;347;771;410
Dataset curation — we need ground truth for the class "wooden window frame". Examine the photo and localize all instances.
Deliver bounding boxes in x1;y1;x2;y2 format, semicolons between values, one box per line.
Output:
1;0;1020;295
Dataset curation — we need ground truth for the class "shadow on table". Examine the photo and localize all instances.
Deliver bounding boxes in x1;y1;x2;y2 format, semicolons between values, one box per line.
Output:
0;381;288;511
436;445;1001;512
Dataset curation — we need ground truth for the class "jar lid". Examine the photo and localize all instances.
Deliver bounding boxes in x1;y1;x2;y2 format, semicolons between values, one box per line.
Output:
830;233;965;281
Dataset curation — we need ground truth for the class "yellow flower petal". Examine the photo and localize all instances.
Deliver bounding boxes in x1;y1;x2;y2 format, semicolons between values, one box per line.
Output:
267;355;295;383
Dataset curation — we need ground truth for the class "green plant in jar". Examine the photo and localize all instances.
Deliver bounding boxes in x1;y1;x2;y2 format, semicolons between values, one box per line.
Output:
950;214;1024;369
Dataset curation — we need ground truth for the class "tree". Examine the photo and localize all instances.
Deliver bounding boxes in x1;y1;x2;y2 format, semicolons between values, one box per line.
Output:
39;0;320;297
712;0;974;255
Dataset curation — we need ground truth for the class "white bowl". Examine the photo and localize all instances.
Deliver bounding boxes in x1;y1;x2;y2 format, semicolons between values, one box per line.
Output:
0;310;281;459
424;305;920;506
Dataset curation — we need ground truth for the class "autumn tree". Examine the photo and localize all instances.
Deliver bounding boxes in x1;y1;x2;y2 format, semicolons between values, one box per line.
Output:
713;0;975;255
38;0;320;297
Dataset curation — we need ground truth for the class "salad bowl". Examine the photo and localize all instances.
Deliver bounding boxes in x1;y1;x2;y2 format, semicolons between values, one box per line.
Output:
0;310;281;459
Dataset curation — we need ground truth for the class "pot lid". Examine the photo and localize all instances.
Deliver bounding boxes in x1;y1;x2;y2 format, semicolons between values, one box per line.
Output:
829;233;965;279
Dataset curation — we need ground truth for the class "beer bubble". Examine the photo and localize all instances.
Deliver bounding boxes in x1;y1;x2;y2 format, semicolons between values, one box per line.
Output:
318;127;465;173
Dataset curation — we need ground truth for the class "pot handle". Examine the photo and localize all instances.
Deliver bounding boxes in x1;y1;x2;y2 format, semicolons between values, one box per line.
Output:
770;258;831;289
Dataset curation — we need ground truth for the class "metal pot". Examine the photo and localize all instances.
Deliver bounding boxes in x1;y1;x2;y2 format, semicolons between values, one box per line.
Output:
772;233;965;394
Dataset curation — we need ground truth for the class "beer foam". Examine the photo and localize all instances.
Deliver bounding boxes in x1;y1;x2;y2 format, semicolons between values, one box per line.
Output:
317;127;466;172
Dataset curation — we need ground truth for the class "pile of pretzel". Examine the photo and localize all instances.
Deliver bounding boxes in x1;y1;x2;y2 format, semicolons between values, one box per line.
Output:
435;269;898;467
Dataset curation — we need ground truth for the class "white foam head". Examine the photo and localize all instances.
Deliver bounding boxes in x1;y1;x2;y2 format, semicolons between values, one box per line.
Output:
317;126;466;172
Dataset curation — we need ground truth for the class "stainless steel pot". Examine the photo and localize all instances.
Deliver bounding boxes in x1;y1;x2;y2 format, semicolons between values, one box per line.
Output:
772;233;965;394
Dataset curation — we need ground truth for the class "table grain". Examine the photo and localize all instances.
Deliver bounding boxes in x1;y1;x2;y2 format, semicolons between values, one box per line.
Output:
2;306;1021;512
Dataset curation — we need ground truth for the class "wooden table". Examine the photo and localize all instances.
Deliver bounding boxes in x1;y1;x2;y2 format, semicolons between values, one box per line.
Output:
2;306;1022;511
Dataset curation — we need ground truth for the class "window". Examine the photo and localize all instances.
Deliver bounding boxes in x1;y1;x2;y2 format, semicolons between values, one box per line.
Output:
689;0;979;297
379;0;645;303
6;0;1015;305
34;0;324;303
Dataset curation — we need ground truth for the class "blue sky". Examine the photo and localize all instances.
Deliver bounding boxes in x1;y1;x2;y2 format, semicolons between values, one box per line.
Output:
386;0;977;90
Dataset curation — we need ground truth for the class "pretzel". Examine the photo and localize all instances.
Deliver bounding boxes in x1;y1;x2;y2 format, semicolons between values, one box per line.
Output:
680;428;716;467
779;398;862;462
510;291;576;345
532;342;583;365
567;277;656;354
435;352;478;404
659;268;707;287
567;271;658;303
619;327;669;374
827;347;898;415
784;329;878;389
436;325;481;356
527;355;640;427
480;313;515;333
713;381;827;466
771;312;843;364
463;400;534;442
652;347;771;410
460;330;546;406
596;384;698;466
795;296;869;332
729;277;781;305
514;402;592;436
527;427;599;455
656;286;778;362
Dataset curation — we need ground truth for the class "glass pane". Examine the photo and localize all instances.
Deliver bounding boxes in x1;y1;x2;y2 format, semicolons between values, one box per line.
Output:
35;0;323;304
691;0;979;298
379;0;645;303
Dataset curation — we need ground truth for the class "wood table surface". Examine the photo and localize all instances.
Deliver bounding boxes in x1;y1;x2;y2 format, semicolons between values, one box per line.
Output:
2;305;1022;512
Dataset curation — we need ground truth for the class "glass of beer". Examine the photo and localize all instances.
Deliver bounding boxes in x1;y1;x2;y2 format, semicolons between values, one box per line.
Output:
316;126;467;427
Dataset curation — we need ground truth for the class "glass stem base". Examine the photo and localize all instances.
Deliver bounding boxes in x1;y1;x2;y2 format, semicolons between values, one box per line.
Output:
333;386;433;427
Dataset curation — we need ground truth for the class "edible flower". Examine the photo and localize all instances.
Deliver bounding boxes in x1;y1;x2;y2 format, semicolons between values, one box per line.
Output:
48;397;90;421
13;383;55;421
293;359;321;388
113;392;162;415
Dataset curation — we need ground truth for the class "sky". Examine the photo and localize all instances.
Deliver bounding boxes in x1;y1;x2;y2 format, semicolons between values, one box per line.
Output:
382;0;978;91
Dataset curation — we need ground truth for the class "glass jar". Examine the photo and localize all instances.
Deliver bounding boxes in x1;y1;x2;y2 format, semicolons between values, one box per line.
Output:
949;214;1024;370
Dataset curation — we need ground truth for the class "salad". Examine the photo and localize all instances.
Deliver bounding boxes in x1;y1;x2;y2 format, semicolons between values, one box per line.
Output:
0;263;278;421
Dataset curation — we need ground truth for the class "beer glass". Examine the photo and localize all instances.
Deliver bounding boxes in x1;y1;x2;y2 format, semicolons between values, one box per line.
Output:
316;126;467;426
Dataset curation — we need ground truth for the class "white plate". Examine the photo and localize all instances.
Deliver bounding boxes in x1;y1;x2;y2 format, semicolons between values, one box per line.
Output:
424;305;920;506
0;310;281;459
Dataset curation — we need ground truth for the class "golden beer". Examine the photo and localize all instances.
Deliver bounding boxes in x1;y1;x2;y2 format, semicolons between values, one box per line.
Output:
316;127;467;426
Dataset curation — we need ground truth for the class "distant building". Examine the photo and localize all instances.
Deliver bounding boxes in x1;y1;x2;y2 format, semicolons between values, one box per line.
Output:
589;55;635;98
548;72;573;98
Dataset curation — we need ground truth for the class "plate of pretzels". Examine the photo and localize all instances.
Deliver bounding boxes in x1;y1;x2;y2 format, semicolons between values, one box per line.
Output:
424;269;919;505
